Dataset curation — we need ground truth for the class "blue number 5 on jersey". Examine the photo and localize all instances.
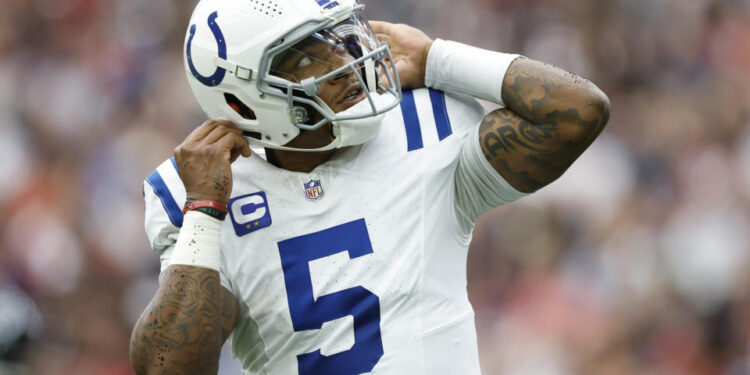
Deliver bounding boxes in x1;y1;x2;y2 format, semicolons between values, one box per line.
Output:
278;219;383;374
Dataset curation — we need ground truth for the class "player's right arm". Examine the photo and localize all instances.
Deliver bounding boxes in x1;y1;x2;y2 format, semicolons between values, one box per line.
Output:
129;266;238;374
130;120;251;375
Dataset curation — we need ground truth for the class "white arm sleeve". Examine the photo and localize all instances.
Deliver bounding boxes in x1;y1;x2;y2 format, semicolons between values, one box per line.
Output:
454;126;528;234
426;39;521;107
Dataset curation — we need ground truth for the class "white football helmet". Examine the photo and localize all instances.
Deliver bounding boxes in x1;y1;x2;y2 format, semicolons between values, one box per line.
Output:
184;0;402;151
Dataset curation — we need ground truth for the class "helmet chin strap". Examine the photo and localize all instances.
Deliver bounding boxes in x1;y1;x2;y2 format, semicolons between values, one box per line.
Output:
360;42;377;92
364;58;377;92
331;91;392;147
213;56;253;81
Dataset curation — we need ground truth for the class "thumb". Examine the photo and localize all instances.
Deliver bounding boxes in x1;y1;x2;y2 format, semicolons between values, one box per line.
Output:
241;142;252;158
230;143;251;163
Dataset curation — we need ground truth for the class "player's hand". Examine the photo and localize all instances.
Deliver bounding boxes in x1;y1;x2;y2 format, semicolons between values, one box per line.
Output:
370;21;433;90
174;120;252;205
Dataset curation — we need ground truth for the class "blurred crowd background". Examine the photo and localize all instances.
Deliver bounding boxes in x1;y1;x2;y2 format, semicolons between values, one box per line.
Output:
1;0;749;373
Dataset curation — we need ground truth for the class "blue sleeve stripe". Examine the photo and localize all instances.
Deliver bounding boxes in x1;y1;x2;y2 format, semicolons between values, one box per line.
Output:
170;157;178;172
146;169;184;228
429;89;453;141
400;91;423;151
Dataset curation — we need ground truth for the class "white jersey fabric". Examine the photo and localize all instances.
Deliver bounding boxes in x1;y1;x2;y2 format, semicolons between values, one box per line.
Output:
144;88;526;374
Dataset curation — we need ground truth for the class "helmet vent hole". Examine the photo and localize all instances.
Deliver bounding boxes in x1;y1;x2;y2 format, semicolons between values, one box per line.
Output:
233;0;284;18
225;93;257;120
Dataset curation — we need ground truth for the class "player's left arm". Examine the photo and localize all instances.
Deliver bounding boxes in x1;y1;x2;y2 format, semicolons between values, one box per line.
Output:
480;59;609;193
371;21;610;193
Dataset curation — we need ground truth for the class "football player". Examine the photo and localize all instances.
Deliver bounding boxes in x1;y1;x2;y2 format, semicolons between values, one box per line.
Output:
130;0;609;374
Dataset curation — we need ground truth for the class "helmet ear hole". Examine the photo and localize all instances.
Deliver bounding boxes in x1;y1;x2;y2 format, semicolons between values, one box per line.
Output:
224;93;257;120
293;104;318;126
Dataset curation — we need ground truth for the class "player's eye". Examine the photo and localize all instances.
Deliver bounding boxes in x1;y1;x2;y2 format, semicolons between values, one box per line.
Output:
297;56;312;68
333;71;350;80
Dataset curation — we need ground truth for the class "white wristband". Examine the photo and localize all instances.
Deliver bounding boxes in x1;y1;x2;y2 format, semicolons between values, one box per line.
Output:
170;211;223;272
425;39;521;107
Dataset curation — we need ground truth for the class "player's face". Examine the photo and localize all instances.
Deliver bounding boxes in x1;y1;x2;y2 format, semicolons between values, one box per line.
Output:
273;42;368;114
272;42;372;150
269;15;384;150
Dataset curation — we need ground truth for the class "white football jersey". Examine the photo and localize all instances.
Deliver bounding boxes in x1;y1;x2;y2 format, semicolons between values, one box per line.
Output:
144;89;526;374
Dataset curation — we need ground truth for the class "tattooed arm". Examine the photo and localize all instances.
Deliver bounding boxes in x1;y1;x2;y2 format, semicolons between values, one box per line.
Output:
480;59;610;193
132;120;250;374
367;22;608;192
130;266;238;374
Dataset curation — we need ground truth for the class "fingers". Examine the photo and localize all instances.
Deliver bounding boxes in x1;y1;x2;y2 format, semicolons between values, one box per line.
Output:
215;131;251;161
370;21;394;48
184;120;226;143
368;20;393;35
202;121;243;145
237;137;252;158
375;33;392;49
230;142;252;162
180;120;250;162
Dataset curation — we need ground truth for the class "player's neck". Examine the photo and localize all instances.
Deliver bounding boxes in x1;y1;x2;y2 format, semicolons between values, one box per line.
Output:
266;148;337;173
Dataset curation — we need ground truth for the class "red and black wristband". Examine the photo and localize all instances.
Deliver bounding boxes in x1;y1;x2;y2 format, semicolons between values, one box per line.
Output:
183;200;229;221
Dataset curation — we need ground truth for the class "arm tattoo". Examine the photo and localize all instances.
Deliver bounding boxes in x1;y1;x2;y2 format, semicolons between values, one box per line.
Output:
480;59;610;193
130;265;238;375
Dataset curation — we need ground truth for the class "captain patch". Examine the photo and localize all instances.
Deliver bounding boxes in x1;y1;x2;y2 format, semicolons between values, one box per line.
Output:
229;192;272;236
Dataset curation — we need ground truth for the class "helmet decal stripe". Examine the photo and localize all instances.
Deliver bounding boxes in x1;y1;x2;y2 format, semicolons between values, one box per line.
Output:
314;0;340;10
186;11;227;87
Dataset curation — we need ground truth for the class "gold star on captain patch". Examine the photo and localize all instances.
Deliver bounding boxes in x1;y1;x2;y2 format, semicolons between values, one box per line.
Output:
254;221;260;226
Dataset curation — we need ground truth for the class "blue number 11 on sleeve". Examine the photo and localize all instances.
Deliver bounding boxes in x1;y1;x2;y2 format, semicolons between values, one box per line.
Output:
278;219;383;375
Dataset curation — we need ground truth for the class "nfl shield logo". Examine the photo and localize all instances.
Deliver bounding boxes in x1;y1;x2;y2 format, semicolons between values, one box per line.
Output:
304;179;324;200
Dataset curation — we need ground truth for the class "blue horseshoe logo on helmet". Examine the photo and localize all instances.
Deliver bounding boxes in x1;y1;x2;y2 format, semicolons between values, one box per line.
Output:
186;11;227;87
